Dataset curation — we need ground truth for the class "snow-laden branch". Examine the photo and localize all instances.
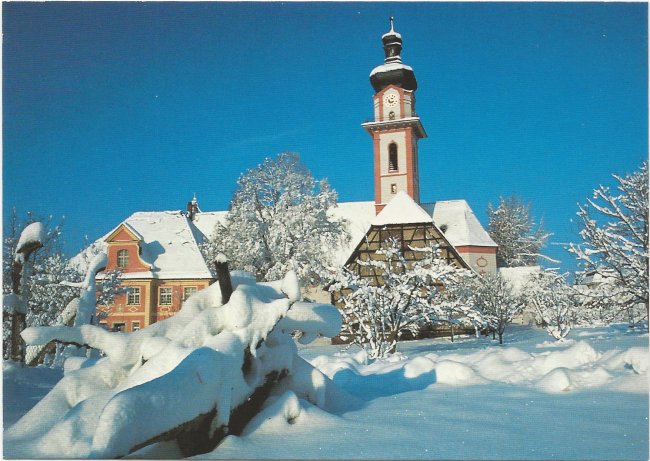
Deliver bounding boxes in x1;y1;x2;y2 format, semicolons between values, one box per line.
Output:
9;269;342;458
569;162;648;328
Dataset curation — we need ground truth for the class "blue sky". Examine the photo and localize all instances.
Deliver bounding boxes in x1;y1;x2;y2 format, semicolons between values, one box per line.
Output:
3;2;647;272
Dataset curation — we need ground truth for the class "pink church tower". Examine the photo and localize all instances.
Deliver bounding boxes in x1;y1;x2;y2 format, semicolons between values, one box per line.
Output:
362;18;427;215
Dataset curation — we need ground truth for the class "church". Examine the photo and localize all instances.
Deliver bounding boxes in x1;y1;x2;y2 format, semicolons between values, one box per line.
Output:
93;19;497;332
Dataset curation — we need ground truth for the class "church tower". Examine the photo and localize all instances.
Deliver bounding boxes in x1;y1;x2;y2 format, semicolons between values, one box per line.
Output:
362;18;427;214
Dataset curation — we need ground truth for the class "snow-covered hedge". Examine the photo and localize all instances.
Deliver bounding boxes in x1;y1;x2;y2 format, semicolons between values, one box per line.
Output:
5;270;342;458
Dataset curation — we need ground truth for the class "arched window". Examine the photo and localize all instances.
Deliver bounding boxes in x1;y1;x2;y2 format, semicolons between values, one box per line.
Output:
388;143;398;172
117;249;129;268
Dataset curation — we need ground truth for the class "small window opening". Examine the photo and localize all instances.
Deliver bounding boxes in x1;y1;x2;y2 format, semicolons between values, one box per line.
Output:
388;143;398;172
389;111;396;120
117;249;129;268
391;184;397;194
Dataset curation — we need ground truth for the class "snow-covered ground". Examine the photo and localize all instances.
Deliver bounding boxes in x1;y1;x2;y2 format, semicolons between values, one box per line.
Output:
4;325;648;460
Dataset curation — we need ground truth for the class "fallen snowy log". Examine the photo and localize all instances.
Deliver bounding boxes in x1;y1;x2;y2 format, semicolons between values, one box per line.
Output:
7;268;342;459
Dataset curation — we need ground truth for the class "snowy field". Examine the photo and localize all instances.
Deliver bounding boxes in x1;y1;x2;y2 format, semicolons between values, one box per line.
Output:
4;325;648;460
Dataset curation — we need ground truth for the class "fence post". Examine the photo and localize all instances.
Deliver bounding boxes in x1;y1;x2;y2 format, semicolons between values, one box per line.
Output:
214;254;233;304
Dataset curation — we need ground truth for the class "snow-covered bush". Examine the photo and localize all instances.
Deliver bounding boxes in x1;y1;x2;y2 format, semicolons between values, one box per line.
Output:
202;152;347;284
5;268;342;458
522;270;580;340
473;272;522;344
569;162;648;329
329;237;473;358
487;195;552;267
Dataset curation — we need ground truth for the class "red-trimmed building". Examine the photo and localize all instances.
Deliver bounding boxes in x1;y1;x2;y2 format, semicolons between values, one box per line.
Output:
96;206;225;332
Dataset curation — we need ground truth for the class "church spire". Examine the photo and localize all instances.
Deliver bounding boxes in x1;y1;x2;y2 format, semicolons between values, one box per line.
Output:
382;16;403;64
370;17;417;93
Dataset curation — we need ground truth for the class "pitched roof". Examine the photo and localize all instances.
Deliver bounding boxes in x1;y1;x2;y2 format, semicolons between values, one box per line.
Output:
328;201;376;265
373;191;433;226
99;211;215;280
190;211;228;240
427;200;498;248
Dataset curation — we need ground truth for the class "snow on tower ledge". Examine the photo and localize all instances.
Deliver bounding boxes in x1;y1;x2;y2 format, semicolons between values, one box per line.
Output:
372;191;433;226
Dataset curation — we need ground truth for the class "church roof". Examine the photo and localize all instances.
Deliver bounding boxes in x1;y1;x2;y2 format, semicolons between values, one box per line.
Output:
328;194;496;266
427;200;498;248
373;191;433;225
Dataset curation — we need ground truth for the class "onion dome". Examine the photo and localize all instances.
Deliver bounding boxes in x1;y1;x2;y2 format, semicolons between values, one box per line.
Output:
370;17;417;93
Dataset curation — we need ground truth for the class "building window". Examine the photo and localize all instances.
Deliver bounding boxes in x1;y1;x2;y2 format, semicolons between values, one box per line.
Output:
132;321;140;331
389;111;395;120
127;287;140;305
183;286;198;301
112;322;126;332
391;184;397;194
388;143;398;172
159;287;173;306
117;249;129;268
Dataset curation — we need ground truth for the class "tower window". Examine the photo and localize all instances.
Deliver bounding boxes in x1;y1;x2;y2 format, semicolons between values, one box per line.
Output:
389;111;395;120
391;184;397;194
388;143;398;172
117;249;129;268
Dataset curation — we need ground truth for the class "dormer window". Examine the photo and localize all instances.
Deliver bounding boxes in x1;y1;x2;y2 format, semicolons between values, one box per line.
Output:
117;249;129;268
388;143;398;172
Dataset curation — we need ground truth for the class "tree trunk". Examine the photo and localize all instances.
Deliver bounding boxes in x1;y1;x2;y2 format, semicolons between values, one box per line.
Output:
498;333;503;345
492;330;496;340
450;325;454;343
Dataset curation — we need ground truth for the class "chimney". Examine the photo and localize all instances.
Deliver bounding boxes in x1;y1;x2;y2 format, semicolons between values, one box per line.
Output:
187;193;200;221
186;201;195;221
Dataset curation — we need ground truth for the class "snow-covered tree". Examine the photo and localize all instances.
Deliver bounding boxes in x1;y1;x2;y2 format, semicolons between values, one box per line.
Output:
7;267;343;459
3;211;122;361
203;152;347;284
569;162;649;329
487;195;551;267
523;270;580;340
473;272;522;344
329;237;472;358
438;271;484;341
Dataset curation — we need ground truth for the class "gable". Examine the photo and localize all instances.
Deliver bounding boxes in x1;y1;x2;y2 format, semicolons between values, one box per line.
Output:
344;221;470;284
105;223;142;243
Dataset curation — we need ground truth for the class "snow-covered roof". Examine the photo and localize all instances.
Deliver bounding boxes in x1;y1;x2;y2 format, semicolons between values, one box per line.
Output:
373;191;433;226
83;194;494;279
427;200;498;248
326;194;496;265
102;211;215;280
190;211;228;240
328;201;376;265
369;62;413;78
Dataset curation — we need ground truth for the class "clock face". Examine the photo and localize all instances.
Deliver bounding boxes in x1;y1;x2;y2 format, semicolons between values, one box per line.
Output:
384;93;398;107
